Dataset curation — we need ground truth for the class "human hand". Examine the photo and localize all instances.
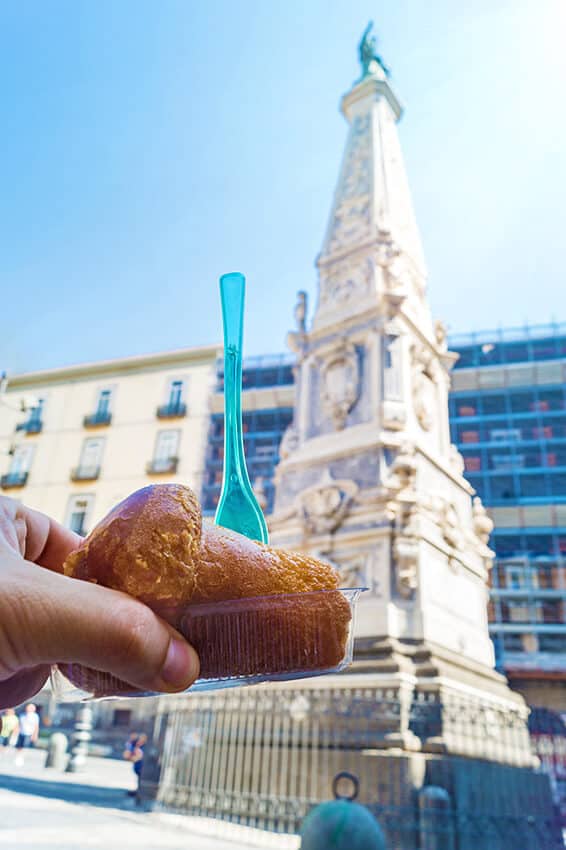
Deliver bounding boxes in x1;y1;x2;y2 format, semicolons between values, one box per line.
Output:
0;496;199;709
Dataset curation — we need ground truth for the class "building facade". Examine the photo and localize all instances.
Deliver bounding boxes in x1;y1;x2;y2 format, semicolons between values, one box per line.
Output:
0;345;218;533
449;323;566;710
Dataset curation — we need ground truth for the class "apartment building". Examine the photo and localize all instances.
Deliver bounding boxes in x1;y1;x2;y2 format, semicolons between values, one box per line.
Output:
0;345;218;532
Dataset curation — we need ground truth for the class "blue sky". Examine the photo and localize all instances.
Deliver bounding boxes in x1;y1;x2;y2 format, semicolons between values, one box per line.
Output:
1;0;565;373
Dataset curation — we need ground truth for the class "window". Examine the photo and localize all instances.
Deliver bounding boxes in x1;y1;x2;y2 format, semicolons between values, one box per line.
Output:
491;475;517;500
464;456;482;472
488;450;515;471
509;391;534;414
524;534;554;557
505;603;531;623
549;473;566;498
542;601;562;624
96;389;112;417
537;390;564;412
494;534;524;557
112;709;132;727
489;428;521;443
153;430;180;470
539;634;566;653
503;342;529;363
9;445;34;476
453;347;476;368
502;634;524;652
518;474;548;498
505;564;539;589
482;395;506;416
168;380;184;408
546;445;566;467
80;438;105;471
66;495;94;537
456;400;478;417
532;338;558;359
459;429;480;444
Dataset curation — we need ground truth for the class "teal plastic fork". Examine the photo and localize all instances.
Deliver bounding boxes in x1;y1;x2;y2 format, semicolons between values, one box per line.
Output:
214;272;269;544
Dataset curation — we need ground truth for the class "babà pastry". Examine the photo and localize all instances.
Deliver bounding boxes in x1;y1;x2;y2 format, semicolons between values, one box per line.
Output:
62;483;351;686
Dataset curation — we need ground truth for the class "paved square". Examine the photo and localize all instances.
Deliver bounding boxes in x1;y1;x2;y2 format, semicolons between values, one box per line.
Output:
0;748;248;850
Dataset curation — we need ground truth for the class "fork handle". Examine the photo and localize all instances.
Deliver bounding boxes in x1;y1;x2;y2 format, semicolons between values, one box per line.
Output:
220;272;248;488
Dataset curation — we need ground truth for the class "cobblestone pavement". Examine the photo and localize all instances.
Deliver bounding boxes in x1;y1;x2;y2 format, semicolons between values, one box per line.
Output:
0;747;250;850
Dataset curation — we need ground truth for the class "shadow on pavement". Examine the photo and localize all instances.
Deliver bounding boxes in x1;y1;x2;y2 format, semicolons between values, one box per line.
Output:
0;772;137;811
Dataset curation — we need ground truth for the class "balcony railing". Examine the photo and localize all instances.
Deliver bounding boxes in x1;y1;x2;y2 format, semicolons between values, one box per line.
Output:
146;456;179;475
156;402;187;419
1;471;28;489
15;419;43;434
71;465;101;482
83;412;112;428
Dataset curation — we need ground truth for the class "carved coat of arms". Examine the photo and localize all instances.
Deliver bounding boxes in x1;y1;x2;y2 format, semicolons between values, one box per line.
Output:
320;342;360;430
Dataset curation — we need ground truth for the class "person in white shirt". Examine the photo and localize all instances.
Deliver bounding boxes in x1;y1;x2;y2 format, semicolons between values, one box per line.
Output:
16;704;39;750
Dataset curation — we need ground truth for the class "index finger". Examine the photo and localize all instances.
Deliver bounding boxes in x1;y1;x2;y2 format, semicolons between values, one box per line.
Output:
12;502;82;571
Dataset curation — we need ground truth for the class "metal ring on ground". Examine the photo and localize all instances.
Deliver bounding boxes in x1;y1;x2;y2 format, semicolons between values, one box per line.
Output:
332;771;360;801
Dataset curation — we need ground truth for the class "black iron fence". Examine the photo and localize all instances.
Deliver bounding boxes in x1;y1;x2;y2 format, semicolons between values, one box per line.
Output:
143;685;563;849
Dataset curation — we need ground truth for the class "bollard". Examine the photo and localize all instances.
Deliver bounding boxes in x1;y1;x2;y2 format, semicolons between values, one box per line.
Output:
66;706;93;773
418;786;455;850
300;772;387;850
45;732;68;770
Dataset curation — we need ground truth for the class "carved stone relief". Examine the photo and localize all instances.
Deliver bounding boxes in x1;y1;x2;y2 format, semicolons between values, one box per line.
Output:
320;341;361;430
393;503;419;599
383;442;417;495
298;470;358;535
318;256;373;313
440;500;464;553
325;114;372;255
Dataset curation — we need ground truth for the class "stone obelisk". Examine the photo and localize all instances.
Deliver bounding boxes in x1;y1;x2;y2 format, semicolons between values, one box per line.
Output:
269;23;530;760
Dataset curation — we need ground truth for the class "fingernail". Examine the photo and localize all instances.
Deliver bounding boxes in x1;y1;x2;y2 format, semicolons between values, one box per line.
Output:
160;638;199;689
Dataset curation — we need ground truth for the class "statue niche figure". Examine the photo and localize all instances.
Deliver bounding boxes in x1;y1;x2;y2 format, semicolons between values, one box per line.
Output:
359;21;390;78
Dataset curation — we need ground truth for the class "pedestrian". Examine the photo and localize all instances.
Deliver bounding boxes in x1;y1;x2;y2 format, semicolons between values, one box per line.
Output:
124;731;147;799
0;495;198;711
0;708;19;748
14;703;39;765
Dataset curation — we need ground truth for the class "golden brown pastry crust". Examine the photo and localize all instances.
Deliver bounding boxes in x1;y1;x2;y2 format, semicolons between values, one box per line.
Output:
62;483;351;684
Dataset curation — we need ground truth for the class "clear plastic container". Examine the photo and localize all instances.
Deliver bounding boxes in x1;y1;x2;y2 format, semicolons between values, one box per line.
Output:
52;587;365;702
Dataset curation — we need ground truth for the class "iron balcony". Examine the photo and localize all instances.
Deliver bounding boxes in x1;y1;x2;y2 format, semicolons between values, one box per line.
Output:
71;465;101;482
1;471;28;489
15;419;43;434
156;403;187;419
146;456;179;475
83;412;112;428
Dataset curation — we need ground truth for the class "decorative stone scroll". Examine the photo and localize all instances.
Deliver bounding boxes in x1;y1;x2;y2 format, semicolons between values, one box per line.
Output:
320;341;361;430
472;497;493;546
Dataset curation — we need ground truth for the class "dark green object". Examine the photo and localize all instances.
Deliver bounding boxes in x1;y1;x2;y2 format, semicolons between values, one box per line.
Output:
358;21;390;78
300;773;386;850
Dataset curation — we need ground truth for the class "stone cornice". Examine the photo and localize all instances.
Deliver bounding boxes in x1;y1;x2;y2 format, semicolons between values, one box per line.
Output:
5;344;221;389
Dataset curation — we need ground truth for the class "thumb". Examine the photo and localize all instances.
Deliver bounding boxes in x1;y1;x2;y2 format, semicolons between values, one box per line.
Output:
1;556;200;698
